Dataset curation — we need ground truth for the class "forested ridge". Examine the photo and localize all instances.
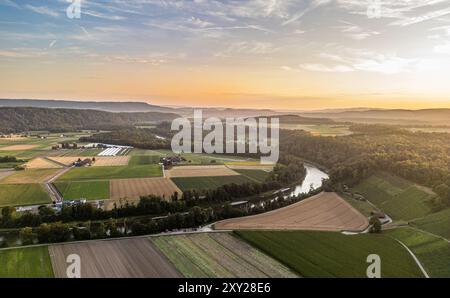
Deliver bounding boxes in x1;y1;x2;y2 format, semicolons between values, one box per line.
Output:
0;107;179;133
280;125;450;206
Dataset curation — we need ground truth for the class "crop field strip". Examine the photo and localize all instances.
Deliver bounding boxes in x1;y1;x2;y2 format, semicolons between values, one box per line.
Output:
0;246;54;278
24;158;62;169
56;164;163;181
215;192;369;232
233;169;270;183
0;183;51;207
48;156;130;167
171;175;254;192
385;227;450;277
48;238;181;278
353;172;436;221
152;233;298;278
235;231;424;278
165;165;240;178
0;168;61;184
412;208;450;240
110;177;181;201
54;180;110;201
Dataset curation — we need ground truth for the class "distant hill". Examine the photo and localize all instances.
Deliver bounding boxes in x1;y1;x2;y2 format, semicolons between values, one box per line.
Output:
255;114;334;124
0;99;175;113
300;109;450;125
0;107;180;133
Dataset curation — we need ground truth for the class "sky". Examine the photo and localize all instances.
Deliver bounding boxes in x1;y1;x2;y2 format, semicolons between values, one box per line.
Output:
0;0;450;110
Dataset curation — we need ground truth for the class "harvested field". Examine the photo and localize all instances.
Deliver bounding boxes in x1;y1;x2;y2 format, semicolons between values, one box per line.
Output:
166;165;239;178
215;192;369;232
48;156;130;167
0;145;37;151
152;233;298;278
49;238;181;278
24;158;62;169
0;169;14;180
92;156;130;167
0;168;61;184
110;178;181;201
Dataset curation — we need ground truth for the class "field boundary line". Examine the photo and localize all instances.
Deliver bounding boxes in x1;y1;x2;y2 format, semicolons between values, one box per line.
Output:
392;238;429;278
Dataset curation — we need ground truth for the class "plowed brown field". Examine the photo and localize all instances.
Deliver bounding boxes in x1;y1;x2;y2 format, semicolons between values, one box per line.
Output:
215;192;369;232
166;165;239;178
48;238;181;278
110;177;181;201
0;145;37;151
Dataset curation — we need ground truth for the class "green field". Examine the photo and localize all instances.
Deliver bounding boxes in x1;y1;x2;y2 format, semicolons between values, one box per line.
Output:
54;180;110;201
129;155;160;165
171;175;253;191
412;208;450;240
234;169;270;183
152;233;297;278
0;184;51;207
0;246;54;278
235;231;423;278
60;148;102;157
57;165;162;181
386;228;450;277
352;173;436;221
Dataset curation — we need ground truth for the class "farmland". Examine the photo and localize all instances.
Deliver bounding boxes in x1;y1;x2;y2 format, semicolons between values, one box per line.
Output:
0;169;60;184
49;238;181;278
24;158;62;169
57;165;162;181
386;227;450;277
0;246;54;278
129;155;160;165
171;175;254;192
110;178;181;201
0;184;50;207
152;233;297;278
412;208;450;240
54;181;110;201
215;192;368;232
352;172;436;221
48;156;130;167
233;169;270;183
235;231;424;278
165;165;239;178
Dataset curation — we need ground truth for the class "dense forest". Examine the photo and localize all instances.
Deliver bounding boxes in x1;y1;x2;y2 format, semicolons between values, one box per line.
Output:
80;127;171;149
0;107;179;133
280;125;450;206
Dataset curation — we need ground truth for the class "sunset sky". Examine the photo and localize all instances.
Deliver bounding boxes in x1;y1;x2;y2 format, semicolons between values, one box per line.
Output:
1;0;450;110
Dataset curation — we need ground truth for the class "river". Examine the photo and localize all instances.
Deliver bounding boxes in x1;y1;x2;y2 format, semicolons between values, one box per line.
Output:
290;164;329;196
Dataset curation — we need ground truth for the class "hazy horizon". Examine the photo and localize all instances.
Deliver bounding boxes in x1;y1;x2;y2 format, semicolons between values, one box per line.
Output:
1;0;450;109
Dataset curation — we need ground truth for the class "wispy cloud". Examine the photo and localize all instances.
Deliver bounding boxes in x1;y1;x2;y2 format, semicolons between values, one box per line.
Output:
25;5;60;18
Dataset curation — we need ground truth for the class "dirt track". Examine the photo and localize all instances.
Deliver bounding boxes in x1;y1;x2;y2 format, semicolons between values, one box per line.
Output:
0;145;37;151
215;192;369;232
166;165;240;178
48;156;130;167
110;177;181;201
25;158;62;169
48;238;181;278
